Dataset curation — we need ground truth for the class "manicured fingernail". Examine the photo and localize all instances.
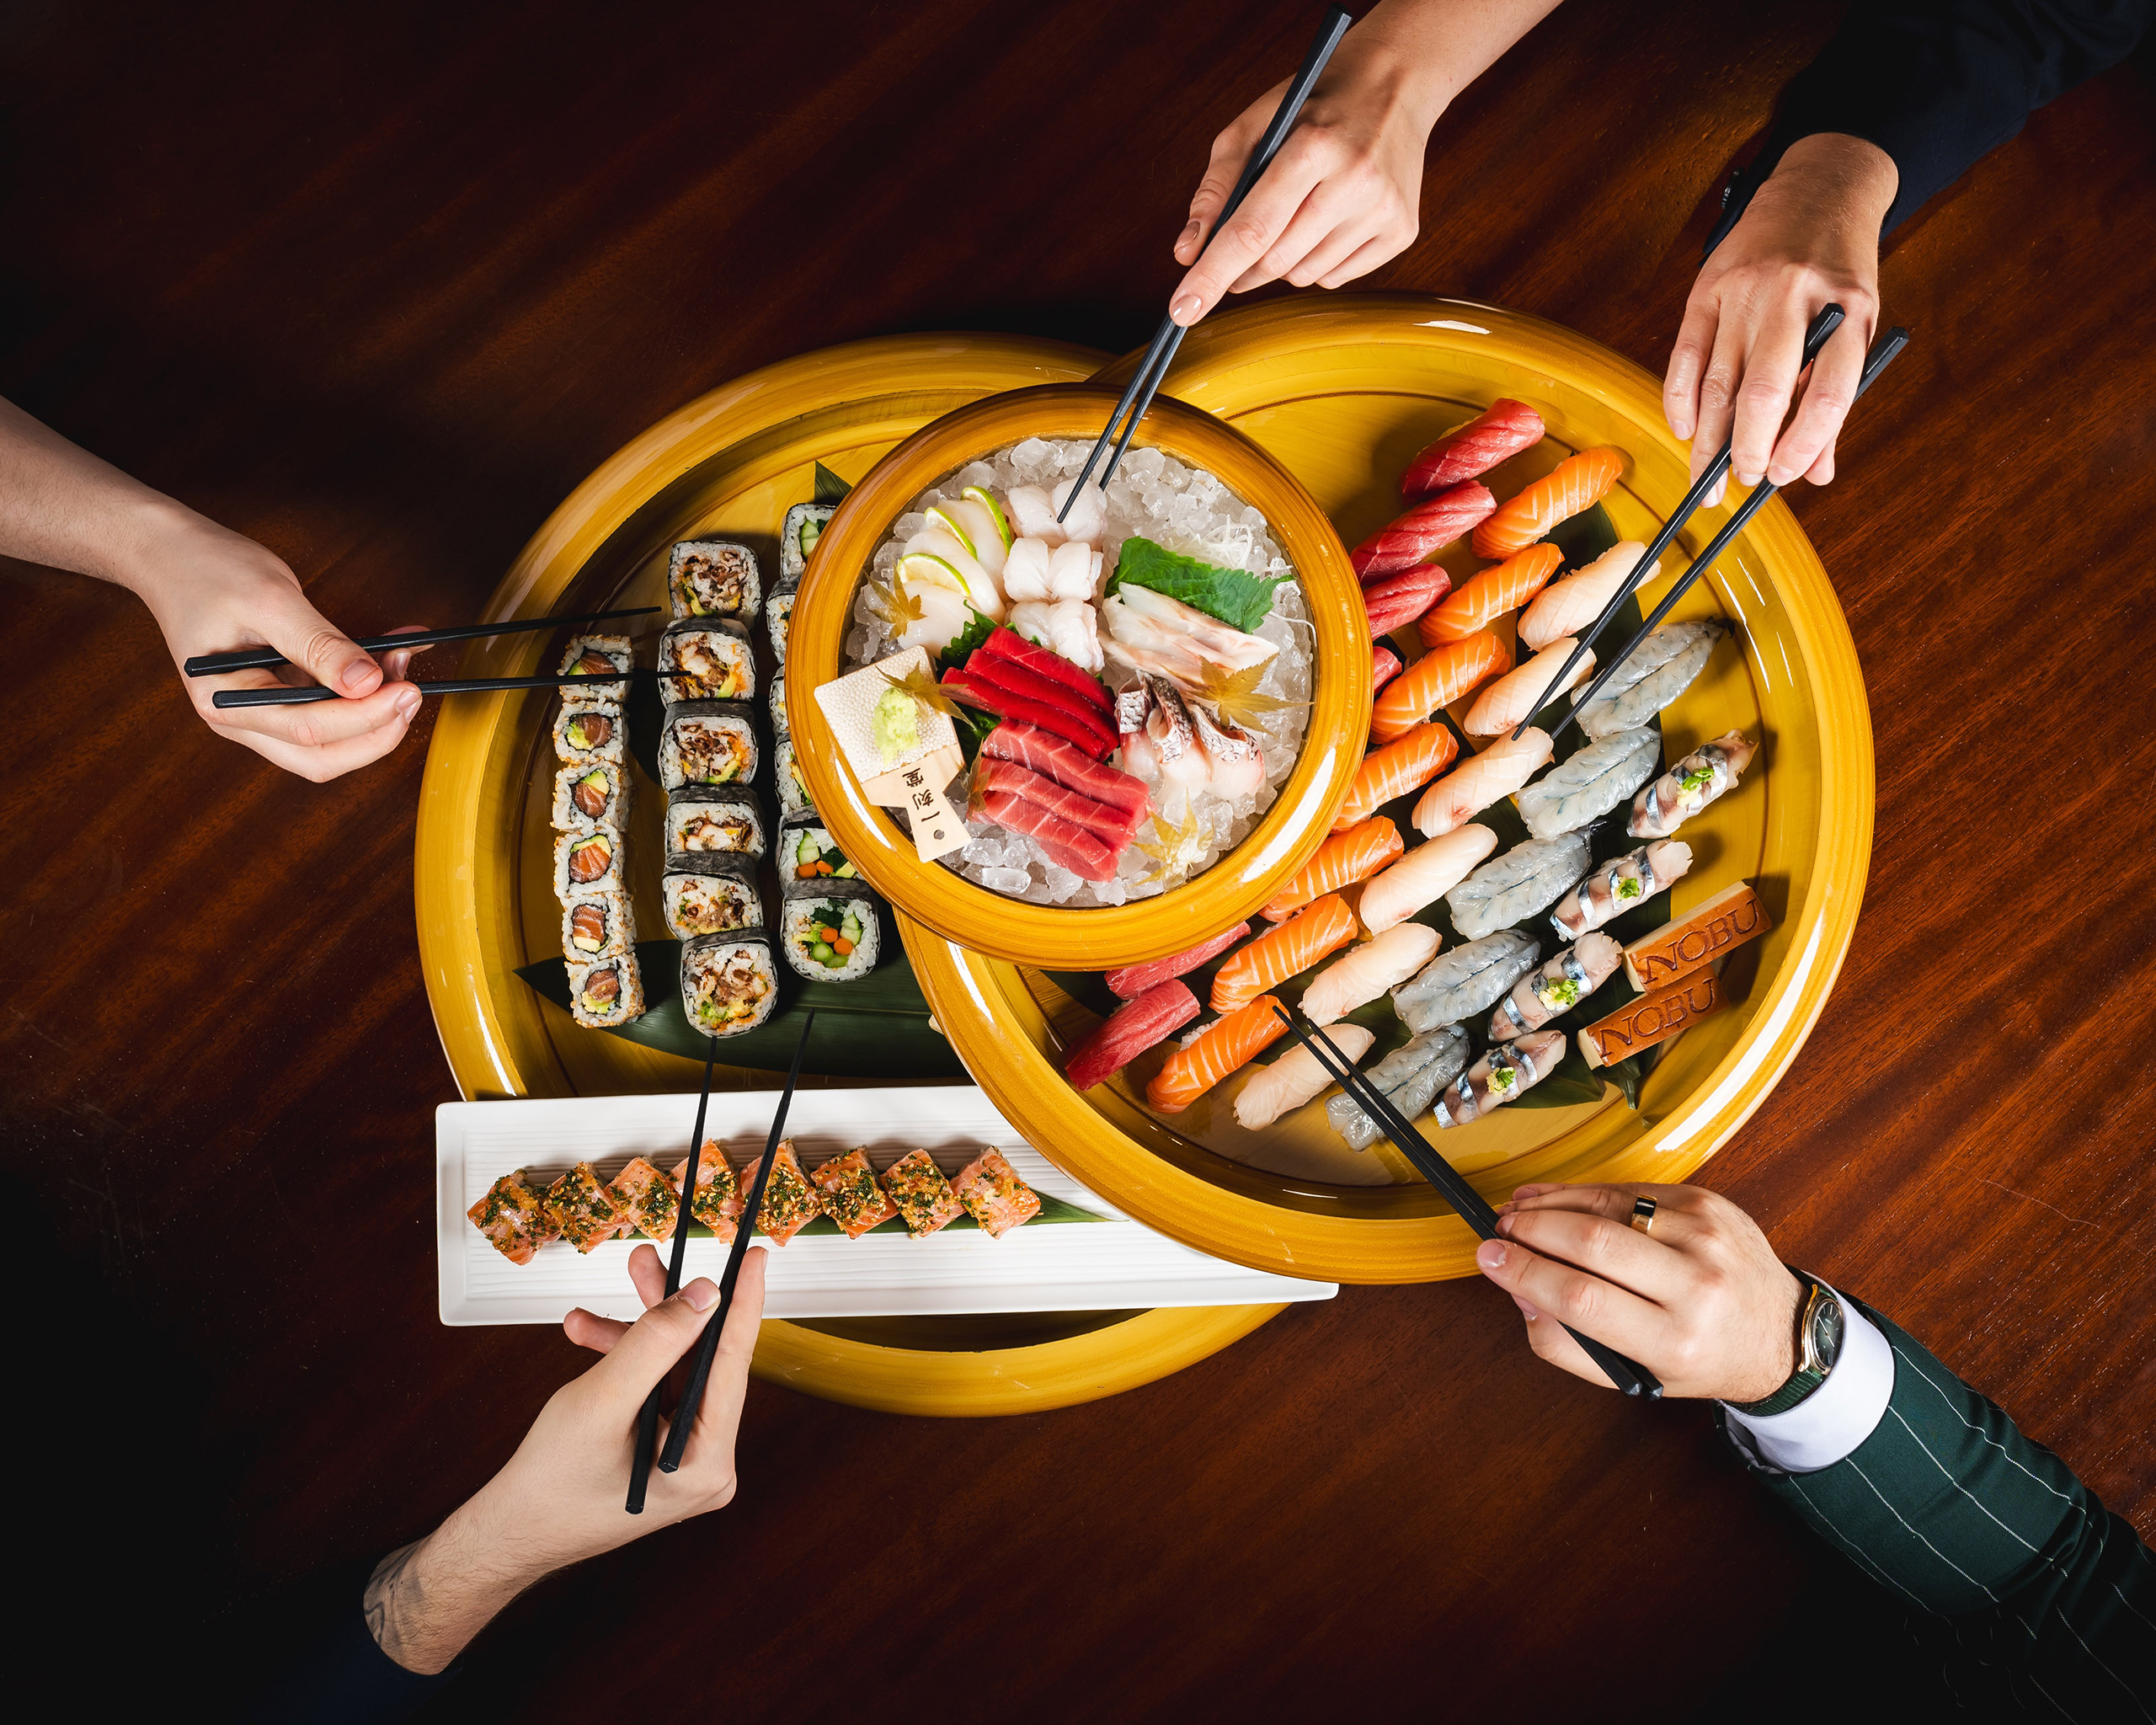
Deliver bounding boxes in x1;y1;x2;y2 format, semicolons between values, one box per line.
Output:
1178;220;1200;248
1707;478;1726;507
1170;294;1202;325
395;687;421;719
685;1280;718;1311
1476;1240;1507;1272
1671;417;1692;439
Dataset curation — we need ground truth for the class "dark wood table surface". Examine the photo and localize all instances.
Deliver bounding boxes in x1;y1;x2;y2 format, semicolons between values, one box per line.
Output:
8;2;2152;1716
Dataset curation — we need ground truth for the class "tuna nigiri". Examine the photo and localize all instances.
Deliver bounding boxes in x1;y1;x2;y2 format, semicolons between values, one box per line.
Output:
1147;995;1289;1114
1446;833;1593;940
1518;542;1655;652
1401;399;1545;497
1063;978;1201;1091
1471;448;1625;560
1371;630;1510;745
1331;724;1459;832
1630;730;1756;838
1433;1030;1567;1126
1358;823;1500;934
1234;1023;1376;1130
1350;482;1497;580
1103;922;1250;998
1461;638;1596;737
1362;563;1453;638
1420;544;1565;646
1259;818;1404;921
1551;841;1691;939
1210;895;1358;1013
1372;643;1405;692
1302;922;1443;1025
1412;729;1553;838
1490;934;1622;1039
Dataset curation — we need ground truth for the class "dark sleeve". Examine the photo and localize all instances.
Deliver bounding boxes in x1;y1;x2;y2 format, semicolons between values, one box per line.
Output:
237;1562;461;1725
1720;1303;2156;1716
1713;0;2153;240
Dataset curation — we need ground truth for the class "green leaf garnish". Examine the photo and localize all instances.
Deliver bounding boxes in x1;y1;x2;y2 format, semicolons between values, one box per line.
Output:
1107;536;1289;632
813;462;852;504
940;606;996;669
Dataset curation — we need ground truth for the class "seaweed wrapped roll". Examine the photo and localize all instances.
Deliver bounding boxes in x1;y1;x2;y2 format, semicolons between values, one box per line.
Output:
777;816;856;889
682;932;780;1039
554;822;624;897
768;679;788;739
772;736;813;814
667;539;761;622
550;758;632;830
663;856;765;940
660;619;755;703
781;881;880;980
766;589;795;666
558;634;633;708
568;950;644;1028
665;788;763;860
779;502;835;583
659;702;759;791
552;700;623;764
561;889;634;963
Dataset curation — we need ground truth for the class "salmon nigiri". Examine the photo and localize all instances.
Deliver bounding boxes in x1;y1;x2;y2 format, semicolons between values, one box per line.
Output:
1331;724;1459;831
1420;544;1564;647
1462;638;1596;736
1471;448;1625;560
1372;630;1510;745
1210;894;1359;1012
1261;818;1404;921
1401;399;1545;498
1148;995;1289;1113
1350;482;1497;581
1358;824;1501;933
1518;542;1655;652
1412;730;1554;837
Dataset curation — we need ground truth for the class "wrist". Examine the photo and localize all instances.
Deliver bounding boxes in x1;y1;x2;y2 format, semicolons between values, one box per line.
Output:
1759;133;1899;233
99;492;204;598
1721;1267;1806;1403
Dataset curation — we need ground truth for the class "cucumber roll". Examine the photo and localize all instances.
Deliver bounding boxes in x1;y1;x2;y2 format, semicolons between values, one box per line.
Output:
768;678;788;740
557;634;633;708
766;589;795;667
779;503;834;584
682;932;780;1039
659;702;759;792
662;856;766;941
554;822;624;898
781;882;880;980
660;618;755;704
552;700;623;764
562;889;634;963
568;949;645;1028
667;539;760;622
664;788;764;861
550;758;632;830
777;816;857;891
773;736;813;814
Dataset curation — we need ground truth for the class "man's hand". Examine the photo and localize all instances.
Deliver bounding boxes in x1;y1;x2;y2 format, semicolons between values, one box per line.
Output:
1663;132;1898;504
1473;1183;1803;1401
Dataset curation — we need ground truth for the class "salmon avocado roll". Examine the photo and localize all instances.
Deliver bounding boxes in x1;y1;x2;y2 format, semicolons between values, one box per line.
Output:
568;952;643;1028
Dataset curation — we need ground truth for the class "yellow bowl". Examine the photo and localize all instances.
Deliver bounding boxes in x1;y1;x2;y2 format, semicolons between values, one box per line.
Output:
786;384;1370;969
904;296;1874;1284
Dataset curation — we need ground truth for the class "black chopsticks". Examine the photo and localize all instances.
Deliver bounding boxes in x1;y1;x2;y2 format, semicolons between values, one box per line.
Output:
654;1009;818;1478
1537;326;1910;745
211;667;718;708
1508;303;1848;741
1270;1002;1662;1399
182;606;659;678
1056;5;1353;522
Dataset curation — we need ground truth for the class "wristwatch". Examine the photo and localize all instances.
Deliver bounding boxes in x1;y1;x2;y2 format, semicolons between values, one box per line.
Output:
1731;1272;1846;1417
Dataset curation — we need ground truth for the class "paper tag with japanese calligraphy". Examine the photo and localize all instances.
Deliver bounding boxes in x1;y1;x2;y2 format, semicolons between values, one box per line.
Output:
859;742;969;862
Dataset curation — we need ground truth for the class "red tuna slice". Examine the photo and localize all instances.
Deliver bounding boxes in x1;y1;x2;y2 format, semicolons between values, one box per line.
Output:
974;758;1144;841
977;626;1114;715
1401;399;1545;497
1362;563;1453;638
1063;978;1200;1090
980;722;1150;822
1350;481;1496;580
943;666;1114;760
981;788;1120;879
1102;922;1251;998
1373;642;1405;692
964;651;1119;751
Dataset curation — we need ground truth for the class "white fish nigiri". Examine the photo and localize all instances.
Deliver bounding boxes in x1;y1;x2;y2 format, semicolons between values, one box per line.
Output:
1433;1030;1567;1126
1412;730;1553;838
1358;824;1500;934
1445;832;1593;941
1005;485;1066;546
1303;922;1443;1026
1234;1024;1375;1130
1518;542;1656;652
1051;477;1107;545
1574;619;1731;738
1007;600;1105;675
1515;726;1662;839
1046;539;1103;601
1001;537;1055;600
1462;638;1595;737
1630;731;1756;837
1490;933;1622;1039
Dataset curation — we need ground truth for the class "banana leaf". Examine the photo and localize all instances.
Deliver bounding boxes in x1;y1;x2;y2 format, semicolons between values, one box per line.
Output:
658;1190;1102;1240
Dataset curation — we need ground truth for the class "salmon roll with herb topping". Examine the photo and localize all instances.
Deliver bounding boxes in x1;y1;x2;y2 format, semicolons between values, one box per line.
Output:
781;883;880;980
780;503;835;584
557;634;633;706
810;1148;899;1238
660;619;756;704
739;1141;821;1244
561;889;633;963
953;1149;1040;1238
660;702;759;791
665;789;764;861
669;1146;744;1243
667;539;761;621
881;1149;965;1239
542;1162;627;1252
608;1157;680;1244
663;857;764;940
552;699;623;763
554;822;624;898
568;951;644;1028
550;759;632;830
682;932;779;1039
467;1172;557;1264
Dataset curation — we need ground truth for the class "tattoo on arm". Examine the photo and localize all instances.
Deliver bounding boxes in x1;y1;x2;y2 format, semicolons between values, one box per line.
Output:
363;1539;427;1665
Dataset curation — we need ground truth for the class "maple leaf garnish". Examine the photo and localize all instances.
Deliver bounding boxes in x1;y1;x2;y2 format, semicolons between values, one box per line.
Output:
1189;660;1307;730
1130;804;1210;884
864;576;926;632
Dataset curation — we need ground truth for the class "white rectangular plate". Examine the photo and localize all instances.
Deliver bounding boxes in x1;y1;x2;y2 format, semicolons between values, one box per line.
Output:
438;1087;1337;1323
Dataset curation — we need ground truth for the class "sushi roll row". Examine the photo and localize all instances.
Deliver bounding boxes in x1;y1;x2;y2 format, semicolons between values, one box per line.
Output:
553;633;644;1028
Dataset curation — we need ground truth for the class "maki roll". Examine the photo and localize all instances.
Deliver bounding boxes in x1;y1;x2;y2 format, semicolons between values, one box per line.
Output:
662;856;765;940
773;736;814;814
778;816;857;889
779;502;835;583
550;758;632;830
665;788;764;861
668;539;761;622
568;950;644;1028
554;822;624;897
561;889;634;963
558;634;633;708
768;679;788;740
659;702;759;791
660;619;755;704
682;932;781;1039
552;699;623;763
767;588;795;666
781;881;880;980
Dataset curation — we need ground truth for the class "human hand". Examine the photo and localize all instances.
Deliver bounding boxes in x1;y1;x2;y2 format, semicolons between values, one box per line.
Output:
1472;1183;1803;1400
1663;132;1898;505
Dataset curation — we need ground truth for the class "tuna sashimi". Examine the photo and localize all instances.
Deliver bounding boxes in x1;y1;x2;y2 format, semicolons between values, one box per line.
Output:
1065;978;1201;1089
1350;482;1497;580
1210;894;1359;1013
1259;818;1404;921
1362;563;1452;638
977;624;1113;714
981;788;1120;879
981;721;1150;821
1372;630;1510;745
952;1148;1042;1238
963;652;1119;752
1332;724;1459;831
974;758;1144;841
1421;544;1565;645
1102;923;1250;998
943;665;1113;759
1401;399;1545;497
1147;995;1289;1113
1471;448;1624;559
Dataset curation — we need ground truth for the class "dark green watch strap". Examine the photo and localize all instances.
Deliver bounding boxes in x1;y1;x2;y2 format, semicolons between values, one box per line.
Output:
1730;1273;1841;1418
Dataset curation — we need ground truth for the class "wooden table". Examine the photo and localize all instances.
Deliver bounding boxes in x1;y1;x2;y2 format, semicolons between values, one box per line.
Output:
7;2;2151;1714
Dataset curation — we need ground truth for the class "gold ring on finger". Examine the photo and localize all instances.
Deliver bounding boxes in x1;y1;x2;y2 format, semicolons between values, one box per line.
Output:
1630;1196;1657;1234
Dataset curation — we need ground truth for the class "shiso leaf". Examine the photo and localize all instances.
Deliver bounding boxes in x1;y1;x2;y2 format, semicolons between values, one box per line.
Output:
1188;660;1307;730
940;606;996;668
813;462;852;504
1108;536;1290;632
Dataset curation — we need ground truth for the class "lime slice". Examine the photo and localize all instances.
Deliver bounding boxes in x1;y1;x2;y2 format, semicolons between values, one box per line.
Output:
897;553;967;594
963;485;1013;551
923;505;978;561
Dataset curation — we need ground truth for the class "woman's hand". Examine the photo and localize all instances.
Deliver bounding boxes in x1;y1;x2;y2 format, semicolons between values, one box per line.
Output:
1473;1183;1804;1401
1663;132;1899;504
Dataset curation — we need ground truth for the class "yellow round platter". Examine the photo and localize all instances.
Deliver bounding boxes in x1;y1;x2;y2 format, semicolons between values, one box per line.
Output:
907;294;1874;1284
414;334;1288;1414
788;385;1369;969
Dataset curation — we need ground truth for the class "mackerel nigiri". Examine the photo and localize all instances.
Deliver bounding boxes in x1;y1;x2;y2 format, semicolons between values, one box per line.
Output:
1326;1025;1471;1149
1445;833;1593;941
1630;732;1756;838
1518;542;1657;652
1358;824;1500;934
1433;1030;1568;1126
1235;1024;1376;1130
1490;934;1621;1040
1420;544;1564;645
1147;996;1288;1113
1462;638;1596;737
1573;619;1731;738
1551;841;1692;939
1471;448;1625;559
1401;400;1545;497
1395;930;1539;1033
1210;894;1359;1012
1260;819;1403;921
1350;482;1497;580
1302;921;1443;1026
1516;726;1662;839
1332;724;1459;831
1372;630;1510;745
1412;730;1552;838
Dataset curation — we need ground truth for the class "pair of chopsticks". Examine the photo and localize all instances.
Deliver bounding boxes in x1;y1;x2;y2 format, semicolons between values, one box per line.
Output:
1056;5;1353;523
1270;1001;1663;1398
182;605;659;678
1513;315;1913;742
627;1009;817;1512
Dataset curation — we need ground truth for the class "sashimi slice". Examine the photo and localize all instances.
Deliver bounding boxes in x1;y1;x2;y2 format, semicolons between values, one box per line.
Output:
1412;729;1553;837
974;758;1144;841
1420;543;1565;645
1331;723;1459;831
1234;1024;1376;1130
978;624;1114;714
980;721;1150;820
1302;922;1443;1026
1210;894;1359;1013
1471;448;1625;559
1064;978;1202;1090
1260;818;1404;921
981;788;1119;879
1518;542;1654;652
963;652;1119;753
1350;482;1497;580
1401;399;1545;497
943;665;1113;759
1358;824;1501;934
1147;995;1289;1113
1103;923;1251;998
1371;630;1510;745
1461;638;1595;736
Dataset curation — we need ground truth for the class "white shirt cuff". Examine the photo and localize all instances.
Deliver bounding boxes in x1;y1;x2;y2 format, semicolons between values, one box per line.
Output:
1720;1285;1894;1473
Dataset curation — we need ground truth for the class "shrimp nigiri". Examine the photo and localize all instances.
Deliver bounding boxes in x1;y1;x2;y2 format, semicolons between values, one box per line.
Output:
1210;895;1358;1013
1371;630;1510;745
1518;542;1655;652
1331;724;1459;831
1401;399;1545;497
1349;482;1497;580
1461;638;1596;737
1420;544;1564;646
1412;730;1552;838
1358;823;1500;934
1471;448;1625;560
1302;922;1443;1025
1147;995;1289;1113
1260;819;1404;921
1234;1024;1376;1130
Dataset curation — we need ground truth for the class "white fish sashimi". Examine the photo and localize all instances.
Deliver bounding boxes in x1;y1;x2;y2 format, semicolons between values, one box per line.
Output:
1358;825;1500;933
1550;841;1692;939
1516;726;1662;839
1461;638;1595;737
1630;730;1756;838
1445;832;1593;941
1433;1029;1566;1127
1573;619;1731;738
1394;929;1539;1033
1005;485;1066;546
947;498;1008;579
1001;537;1054;600
1047;539;1103;601
1007;600;1104;675
1051;477;1107;545
1325;1025;1471;1149
1303;923;1442;1026
1235;1024;1375;1130
1189;702;1265;797
894;579;973;653
1518;542;1655;652
1105;584;1278;672
1489;933;1622;1040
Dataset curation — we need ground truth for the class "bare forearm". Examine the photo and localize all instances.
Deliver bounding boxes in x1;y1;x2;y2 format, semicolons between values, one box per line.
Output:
1355;0;1568;122
0;397;189;590
362;1491;556;1677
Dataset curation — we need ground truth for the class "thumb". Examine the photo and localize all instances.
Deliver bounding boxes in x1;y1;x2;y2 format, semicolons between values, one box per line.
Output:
585;1278;720;1410
260;580;383;697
